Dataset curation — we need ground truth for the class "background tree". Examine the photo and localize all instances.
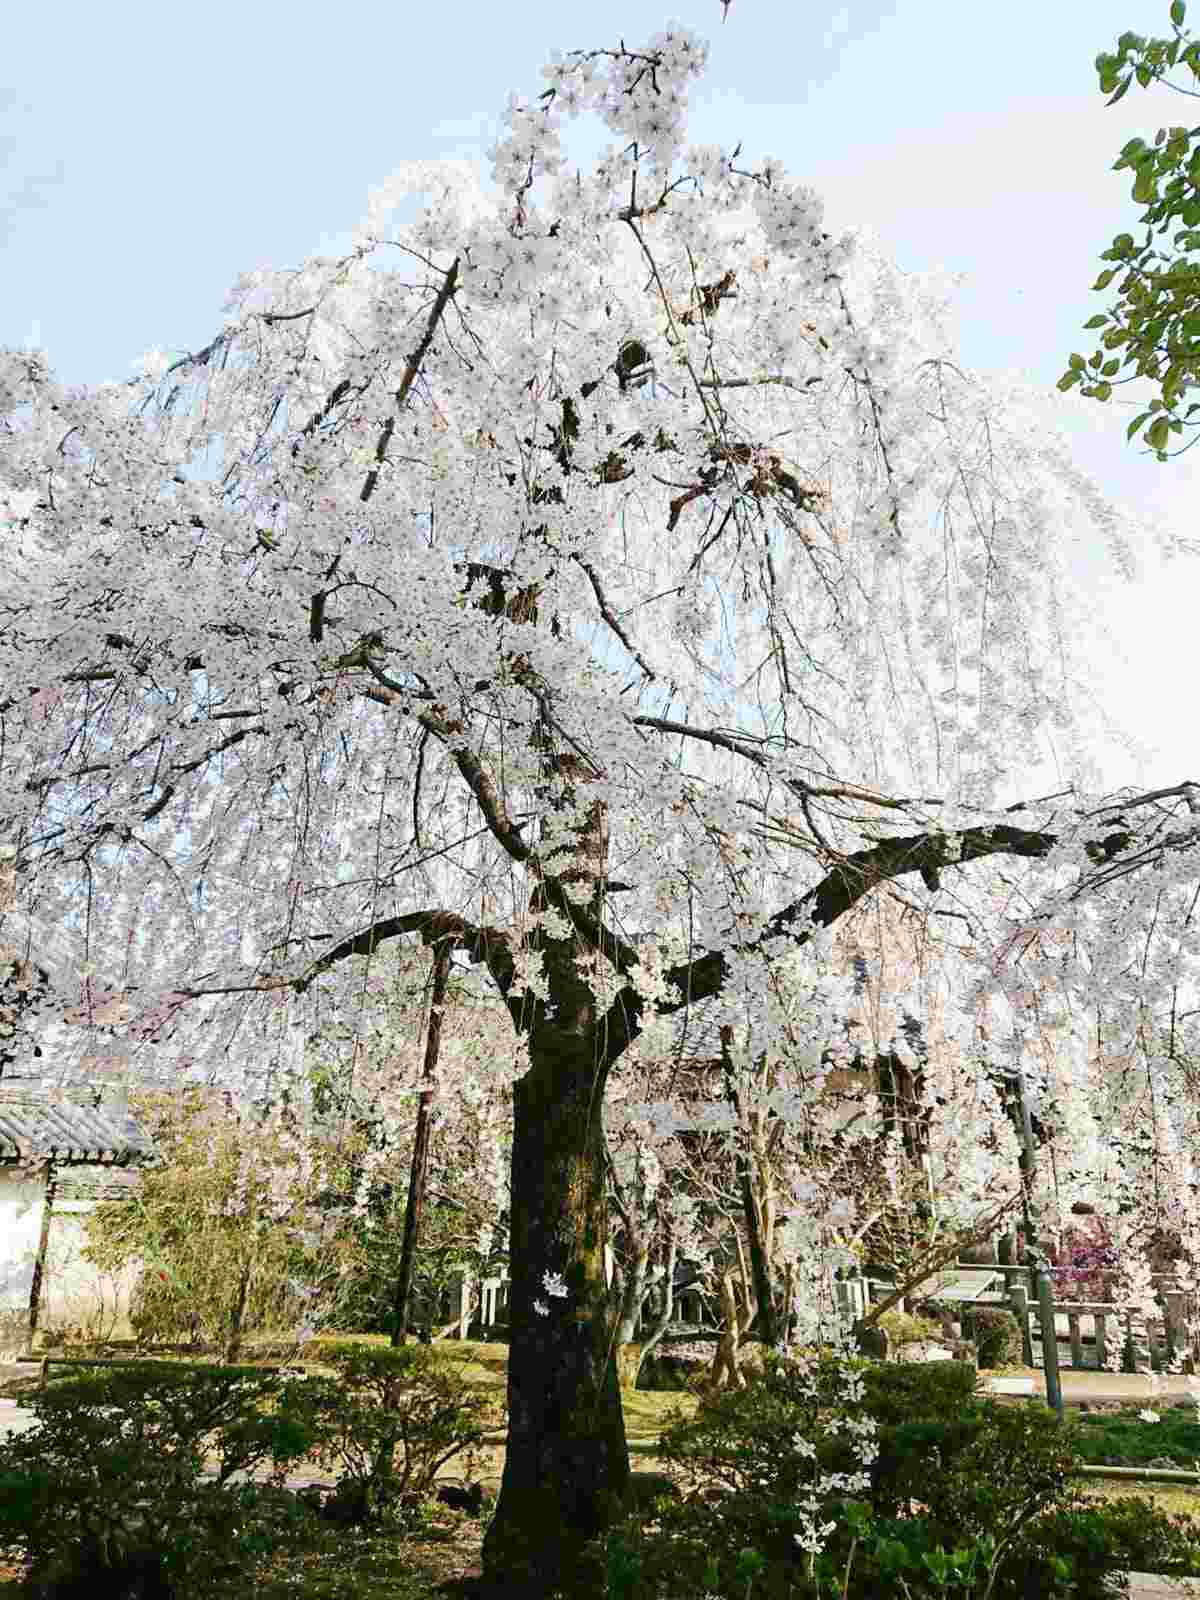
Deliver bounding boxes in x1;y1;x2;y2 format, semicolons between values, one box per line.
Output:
1058;1;1200;459
82;1085;351;1360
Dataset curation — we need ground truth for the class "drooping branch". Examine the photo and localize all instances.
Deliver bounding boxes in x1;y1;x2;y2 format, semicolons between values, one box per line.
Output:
417;708;533;864
632;714;938;810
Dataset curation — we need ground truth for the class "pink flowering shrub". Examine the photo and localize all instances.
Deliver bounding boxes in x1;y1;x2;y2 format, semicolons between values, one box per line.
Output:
1054;1218;1117;1302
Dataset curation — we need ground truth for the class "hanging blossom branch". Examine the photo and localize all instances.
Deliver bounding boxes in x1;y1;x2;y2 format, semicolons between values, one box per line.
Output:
597;782;1200;1063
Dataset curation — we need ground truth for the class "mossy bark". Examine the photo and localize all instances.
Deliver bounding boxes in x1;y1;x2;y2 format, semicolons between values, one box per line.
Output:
479;1027;633;1593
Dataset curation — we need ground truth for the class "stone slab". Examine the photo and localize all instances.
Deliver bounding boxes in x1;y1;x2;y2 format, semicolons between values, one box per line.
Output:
985;1376;1036;1395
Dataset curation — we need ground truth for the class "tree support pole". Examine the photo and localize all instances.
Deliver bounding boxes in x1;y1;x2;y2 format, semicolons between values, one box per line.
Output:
26;1159;56;1356
391;937;451;1347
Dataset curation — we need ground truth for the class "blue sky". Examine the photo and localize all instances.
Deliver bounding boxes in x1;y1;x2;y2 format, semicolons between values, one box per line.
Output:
5;0;1199;793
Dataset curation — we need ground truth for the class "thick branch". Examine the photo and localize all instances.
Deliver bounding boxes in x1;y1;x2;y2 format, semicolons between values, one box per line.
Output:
293;910;514;997
418;709;532;864
598;790;1200;1065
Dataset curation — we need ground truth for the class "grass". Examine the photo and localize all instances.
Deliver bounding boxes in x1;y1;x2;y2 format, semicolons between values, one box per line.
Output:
3;1337;1200;1598
1066;1402;1200;1470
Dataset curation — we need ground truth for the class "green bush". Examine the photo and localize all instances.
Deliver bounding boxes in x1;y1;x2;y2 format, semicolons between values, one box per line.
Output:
0;1363;317;1597
575;1349;1193;1600
286;1340;503;1526
963;1305;1023;1368
1022;1493;1200;1594
854;1355;981;1428
875;1308;945;1349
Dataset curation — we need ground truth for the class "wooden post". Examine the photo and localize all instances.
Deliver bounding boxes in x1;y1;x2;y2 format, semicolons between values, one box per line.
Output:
1068;1311;1083;1370
455;1271;475;1340
26;1159;56;1355
1036;1267;1064;1419
1096;1311;1109;1369
391;938;451;1348
1010;1282;1032;1367
1165;1289;1187;1371
1123;1311;1152;1375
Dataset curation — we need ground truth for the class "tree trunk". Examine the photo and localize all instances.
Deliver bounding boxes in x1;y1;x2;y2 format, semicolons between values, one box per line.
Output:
26;1160;55;1355
480;1031;632;1594
613;1209;679;1389
720;1027;780;1348
706;1268;757;1391
633;1216;679;1378
223;1258;252;1365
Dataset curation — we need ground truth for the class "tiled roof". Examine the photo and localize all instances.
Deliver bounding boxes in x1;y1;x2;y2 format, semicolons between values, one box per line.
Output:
667;993;737;1062
0;1085;156;1165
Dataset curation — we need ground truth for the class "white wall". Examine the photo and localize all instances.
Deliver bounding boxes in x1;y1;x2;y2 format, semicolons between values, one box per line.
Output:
0;1170;46;1350
42;1195;142;1340
0;1167;143;1348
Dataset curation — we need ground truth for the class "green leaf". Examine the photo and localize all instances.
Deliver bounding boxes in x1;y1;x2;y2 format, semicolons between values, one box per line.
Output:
1127;411;1151;438
1057;371;1082;391
1101;358;1121;375
1069;352;1087;370
1137;64;1153;86
1172;0;1186;26
1094;381;1113;399
1107;76;1133;104
1134;168;1160;202
1148;415;1172;449
1091;269;1118;292
1083;313;1110;329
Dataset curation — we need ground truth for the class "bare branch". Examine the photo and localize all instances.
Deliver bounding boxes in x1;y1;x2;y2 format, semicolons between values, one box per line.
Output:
360;256;460;505
574;556;656;681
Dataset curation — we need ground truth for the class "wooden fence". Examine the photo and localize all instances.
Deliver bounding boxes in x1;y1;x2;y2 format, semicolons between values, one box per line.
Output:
445;1267;713;1340
858;1261;1200;1373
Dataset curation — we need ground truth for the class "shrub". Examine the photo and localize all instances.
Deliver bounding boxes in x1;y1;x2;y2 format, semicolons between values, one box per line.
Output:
0;1362;317;1597
963;1304;1023;1368
577;1349;1171;1600
854;1355;981;1427
905;1399;1080;1539
285;1340;503;1526
875;1308;945;1350
1022;1493;1200;1594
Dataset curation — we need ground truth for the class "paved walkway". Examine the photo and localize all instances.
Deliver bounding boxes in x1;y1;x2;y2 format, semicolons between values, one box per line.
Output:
985;1371;1200;1404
